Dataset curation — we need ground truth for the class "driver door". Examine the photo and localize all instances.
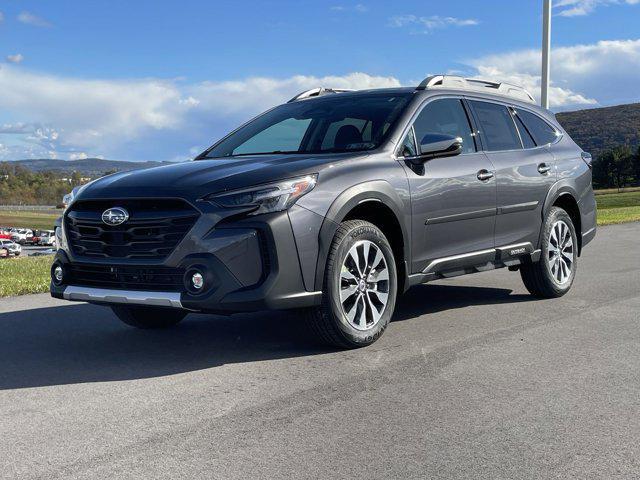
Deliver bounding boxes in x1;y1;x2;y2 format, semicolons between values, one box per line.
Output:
398;97;497;274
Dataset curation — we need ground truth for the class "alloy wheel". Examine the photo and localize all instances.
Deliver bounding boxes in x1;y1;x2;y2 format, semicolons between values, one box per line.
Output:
547;220;574;285
339;240;390;331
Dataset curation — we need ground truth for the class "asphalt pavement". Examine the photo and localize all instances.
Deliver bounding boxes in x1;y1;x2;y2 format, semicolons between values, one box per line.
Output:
21;245;57;257
1;222;639;479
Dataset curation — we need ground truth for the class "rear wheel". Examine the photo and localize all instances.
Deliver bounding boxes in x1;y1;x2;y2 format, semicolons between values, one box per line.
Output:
520;206;577;298
111;306;186;329
303;220;397;348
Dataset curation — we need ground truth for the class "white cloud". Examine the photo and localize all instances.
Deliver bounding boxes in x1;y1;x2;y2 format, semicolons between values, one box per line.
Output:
555;0;639;16
69;152;88;160
0;123;32;134
187;72;400;117
6;54;24;64
17;11;51;27
2;39;639;161
331;4;368;13
389;14;479;32
0;67;400;160
468;39;640;108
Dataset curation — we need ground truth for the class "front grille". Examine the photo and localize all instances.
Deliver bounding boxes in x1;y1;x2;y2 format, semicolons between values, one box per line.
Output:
68;264;185;292
65;199;199;260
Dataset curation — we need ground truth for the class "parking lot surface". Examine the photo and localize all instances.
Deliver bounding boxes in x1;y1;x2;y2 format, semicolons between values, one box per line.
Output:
0;222;639;479
21;245;57;257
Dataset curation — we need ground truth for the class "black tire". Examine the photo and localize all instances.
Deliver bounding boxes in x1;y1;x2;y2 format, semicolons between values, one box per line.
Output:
302;220;398;349
520;206;578;298
111;306;187;329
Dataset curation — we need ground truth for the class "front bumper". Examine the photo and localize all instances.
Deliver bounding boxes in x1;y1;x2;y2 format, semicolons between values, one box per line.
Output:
51;209;323;313
60;285;183;309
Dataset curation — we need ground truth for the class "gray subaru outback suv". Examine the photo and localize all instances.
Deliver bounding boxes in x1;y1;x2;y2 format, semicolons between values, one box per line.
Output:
51;75;597;348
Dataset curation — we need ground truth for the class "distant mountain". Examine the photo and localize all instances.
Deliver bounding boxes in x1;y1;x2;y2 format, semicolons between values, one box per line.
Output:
8;158;177;176
556;103;640;159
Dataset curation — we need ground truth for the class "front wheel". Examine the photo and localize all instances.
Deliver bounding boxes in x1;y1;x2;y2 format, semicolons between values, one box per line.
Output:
520;206;578;298
303;220;398;348
111;306;187;329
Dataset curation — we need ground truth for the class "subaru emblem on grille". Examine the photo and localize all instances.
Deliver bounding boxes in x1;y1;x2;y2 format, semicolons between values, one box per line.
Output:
101;207;129;226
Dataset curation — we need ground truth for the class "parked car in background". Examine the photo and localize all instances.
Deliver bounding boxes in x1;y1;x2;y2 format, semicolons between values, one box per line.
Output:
39;230;57;247
10;228;32;245
0;240;21;256
26;230;41;245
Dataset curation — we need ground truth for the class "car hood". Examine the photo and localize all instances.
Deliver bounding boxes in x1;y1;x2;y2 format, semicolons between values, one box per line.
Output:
77;153;363;202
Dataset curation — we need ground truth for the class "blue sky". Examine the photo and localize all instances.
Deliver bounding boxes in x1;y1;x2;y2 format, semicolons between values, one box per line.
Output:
1;0;639;161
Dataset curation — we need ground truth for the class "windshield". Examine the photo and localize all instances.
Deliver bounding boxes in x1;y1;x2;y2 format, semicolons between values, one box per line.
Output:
199;92;412;159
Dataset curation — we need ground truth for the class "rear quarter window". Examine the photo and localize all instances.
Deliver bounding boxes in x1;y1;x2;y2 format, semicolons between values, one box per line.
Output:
515;109;560;146
512;111;536;149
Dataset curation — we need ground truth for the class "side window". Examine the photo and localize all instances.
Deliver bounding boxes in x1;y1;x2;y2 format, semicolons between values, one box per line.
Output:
516;109;559;146
470;100;522;151
413;98;476;154
399;127;417;157
233;118;311;155
512;110;536;148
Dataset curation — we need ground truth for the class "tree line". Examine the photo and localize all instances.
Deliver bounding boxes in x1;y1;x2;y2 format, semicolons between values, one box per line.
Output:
591;145;640;190
0;162;89;205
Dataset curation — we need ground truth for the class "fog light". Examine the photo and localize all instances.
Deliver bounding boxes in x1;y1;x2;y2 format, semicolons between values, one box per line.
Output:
191;272;204;290
53;265;63;283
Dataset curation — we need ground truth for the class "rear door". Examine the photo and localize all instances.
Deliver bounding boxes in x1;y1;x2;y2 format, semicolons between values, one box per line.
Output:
468;99;556;249
398;96;497;274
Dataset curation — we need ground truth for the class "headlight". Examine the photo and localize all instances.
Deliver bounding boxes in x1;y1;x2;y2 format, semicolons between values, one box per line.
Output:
63;186;82;208
207;175;317;216
63;179;97;209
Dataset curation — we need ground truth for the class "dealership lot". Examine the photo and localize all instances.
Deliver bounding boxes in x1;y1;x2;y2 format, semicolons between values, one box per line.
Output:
0;222;638;479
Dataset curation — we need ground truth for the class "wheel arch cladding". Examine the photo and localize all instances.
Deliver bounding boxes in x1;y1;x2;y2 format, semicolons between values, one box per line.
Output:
552;193;582;255
541;181;583;255
314;180;410;292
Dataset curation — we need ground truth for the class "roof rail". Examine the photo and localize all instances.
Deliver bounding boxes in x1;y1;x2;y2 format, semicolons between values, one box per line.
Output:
416;75;536;104
287;87;355;103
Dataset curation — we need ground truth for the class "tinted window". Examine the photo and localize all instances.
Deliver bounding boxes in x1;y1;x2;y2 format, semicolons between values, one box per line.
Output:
470;100;522;151
234;118;311;155
512;111;536;148
399;127;417;157
413;99;476;154
516;109;559;146
202;93;411;158
321;118;370;151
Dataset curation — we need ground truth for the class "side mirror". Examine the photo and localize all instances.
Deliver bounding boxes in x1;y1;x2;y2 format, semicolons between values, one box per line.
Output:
409;133;463;164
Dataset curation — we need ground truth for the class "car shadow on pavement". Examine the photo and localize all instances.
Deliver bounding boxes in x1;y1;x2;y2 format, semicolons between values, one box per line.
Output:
393;283;535;322
0;284;535;390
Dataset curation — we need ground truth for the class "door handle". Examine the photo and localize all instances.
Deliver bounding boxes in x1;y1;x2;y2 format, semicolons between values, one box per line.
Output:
477;169;494;181
538;163;552;174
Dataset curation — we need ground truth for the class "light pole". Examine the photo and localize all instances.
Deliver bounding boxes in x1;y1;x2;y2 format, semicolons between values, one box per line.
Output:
541;0;552;109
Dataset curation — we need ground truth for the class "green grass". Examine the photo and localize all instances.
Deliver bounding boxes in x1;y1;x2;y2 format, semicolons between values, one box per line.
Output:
594;186;640;196
0;255;53;297
595;190;640;226
0;211;60;230
595;191;640;209
597;206;640;226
